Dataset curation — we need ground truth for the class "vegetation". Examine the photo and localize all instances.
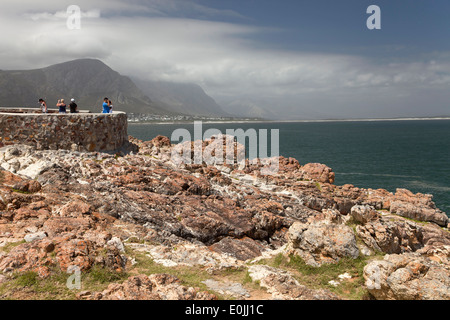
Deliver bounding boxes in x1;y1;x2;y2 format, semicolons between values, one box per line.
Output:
256;252;383;300
0;239;381;300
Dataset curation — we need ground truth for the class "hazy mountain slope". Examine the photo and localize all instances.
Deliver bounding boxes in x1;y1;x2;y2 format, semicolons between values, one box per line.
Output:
132;78;229;117
219;98;277;119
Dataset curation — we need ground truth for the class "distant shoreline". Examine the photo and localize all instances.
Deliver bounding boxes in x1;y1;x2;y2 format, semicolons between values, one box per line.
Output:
128;117;450;125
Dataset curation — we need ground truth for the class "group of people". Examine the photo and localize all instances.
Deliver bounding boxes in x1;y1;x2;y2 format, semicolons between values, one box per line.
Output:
38;97;114;114
38;98;78;114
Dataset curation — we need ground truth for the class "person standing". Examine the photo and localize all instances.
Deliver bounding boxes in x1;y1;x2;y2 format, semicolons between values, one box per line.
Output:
102;97;110;113
58;99;67;114
108;99;113;113
39;99;47;113
69;98;78;113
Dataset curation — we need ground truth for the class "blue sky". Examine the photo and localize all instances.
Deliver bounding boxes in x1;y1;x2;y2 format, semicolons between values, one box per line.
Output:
0;0;449;119
196;0;450;55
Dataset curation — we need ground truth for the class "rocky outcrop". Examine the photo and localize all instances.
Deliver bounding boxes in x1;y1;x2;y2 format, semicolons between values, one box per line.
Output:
248;265;340;300
298;163;335;184
0;135;449;300
363;247;450;300
287;219;359;267
78;274;217;300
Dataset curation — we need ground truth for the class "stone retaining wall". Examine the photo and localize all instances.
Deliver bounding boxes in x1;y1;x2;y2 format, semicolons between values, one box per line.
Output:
0;110;128;152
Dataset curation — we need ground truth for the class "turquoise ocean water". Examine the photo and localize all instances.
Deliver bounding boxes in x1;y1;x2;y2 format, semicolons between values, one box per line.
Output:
128;120;450;217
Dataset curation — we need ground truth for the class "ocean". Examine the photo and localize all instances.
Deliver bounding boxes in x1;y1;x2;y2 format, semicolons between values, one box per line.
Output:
128;119;450;217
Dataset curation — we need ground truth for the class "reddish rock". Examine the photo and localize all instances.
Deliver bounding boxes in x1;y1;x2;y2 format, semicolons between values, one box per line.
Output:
390;200;448;227
12;180;42;193
299;163;335;184
210;237;266;261
59;200;92;217
151;135;172;148
80;274;217;300
56;239;96;272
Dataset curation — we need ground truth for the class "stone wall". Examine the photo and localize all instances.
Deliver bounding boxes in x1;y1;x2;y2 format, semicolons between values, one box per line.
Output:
0;111;128;152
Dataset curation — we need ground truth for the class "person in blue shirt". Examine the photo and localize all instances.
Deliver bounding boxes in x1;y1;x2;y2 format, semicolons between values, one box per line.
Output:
102;97;110;113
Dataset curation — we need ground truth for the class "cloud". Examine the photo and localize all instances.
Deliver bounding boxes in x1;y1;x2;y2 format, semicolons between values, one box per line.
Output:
0;0;449;119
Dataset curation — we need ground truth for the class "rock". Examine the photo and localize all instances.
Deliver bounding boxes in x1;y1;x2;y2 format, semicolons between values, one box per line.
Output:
106;237;125;253
202;279;250;298
0;241;55;275
420;222;450;247
59;201;92;217
24;231;48;243
356;218;424;254
0;274;7;284
247;265;340;300
299;163;335;184
1;138;449;301
81;274;217;300
287;220;359;267
209;237;266;261
16;160;55;180
390;200;448;227
56;239;96;272
140;242;243;270
12;180;42;193
151;135;172;148
350;205;379;224
363;248;450;300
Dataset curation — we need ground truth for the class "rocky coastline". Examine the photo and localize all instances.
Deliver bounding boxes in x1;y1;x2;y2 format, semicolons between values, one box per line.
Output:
0;135;449;300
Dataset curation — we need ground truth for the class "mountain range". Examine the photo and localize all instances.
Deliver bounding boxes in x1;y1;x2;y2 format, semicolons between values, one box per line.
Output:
0;59;229;117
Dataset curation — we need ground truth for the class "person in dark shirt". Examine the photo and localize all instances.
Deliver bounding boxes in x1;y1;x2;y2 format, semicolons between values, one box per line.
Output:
58;99;67;114
69;98;78;113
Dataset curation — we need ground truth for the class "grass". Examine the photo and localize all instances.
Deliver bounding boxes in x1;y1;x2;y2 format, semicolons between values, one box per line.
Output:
0;237;382;300
0;269;77;300
1;240;26;254
125;246;263;299
10;188;31;194
125;247;212;291
258;252;381;300
314;182;323;191
0;264;129;300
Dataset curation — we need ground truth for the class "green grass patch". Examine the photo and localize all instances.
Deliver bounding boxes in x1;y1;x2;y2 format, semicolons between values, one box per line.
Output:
1;240;26;254
125;246;258;299
314;182;323;191
262;253;380;300
84;265;129;285
0;269;77;300
10;188;31;194
0;265;130;300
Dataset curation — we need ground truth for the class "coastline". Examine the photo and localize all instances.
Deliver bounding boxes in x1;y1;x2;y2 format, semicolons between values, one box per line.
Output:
128;117;450;125
0;136;449;301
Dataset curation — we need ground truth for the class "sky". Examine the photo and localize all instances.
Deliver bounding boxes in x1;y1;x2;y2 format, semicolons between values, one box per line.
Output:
0;0;449;119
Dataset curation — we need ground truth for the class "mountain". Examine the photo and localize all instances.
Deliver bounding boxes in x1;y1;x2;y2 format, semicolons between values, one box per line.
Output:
132;78;229;117
0;59;228;116
0;59;168;114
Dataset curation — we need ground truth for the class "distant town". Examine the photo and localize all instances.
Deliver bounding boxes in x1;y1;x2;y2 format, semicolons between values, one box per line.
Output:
126;113;264;123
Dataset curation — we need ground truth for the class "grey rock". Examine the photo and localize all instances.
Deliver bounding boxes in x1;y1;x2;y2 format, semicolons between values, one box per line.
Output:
364;247;450;300
24;231;47;243
350;204;379;224
287;220;359;267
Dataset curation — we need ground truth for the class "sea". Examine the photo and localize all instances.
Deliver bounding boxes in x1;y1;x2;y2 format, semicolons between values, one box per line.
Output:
128;119;450;218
